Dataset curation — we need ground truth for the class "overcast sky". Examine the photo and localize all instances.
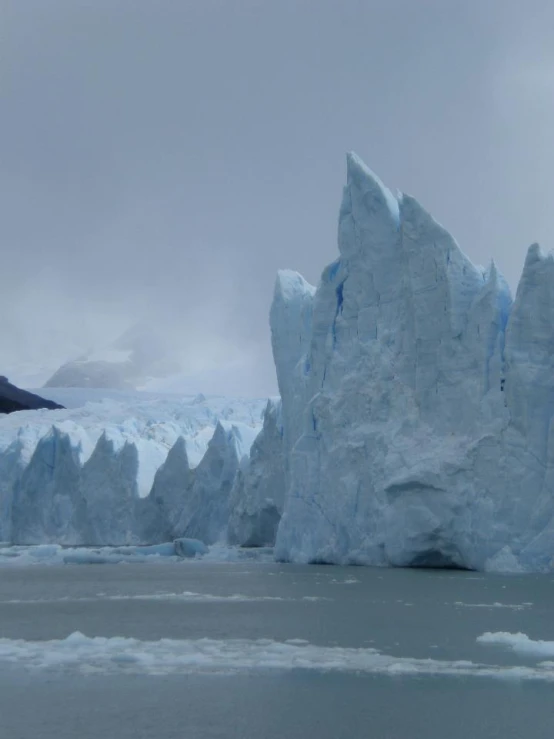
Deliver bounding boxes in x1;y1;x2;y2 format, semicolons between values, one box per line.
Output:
2;0;554;395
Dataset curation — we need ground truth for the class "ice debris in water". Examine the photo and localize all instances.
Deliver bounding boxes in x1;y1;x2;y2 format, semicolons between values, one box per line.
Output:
1;632;554;681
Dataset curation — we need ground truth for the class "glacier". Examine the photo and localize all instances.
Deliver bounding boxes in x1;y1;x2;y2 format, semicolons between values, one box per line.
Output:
3;152;554;573
271;152;554;572
0;390;266;546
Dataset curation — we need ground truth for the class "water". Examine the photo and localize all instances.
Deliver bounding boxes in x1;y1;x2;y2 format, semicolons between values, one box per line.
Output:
1;561;554;738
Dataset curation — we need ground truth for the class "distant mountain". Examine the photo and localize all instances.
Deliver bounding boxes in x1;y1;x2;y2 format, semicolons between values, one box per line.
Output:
0;376;64;414
44;322;182;391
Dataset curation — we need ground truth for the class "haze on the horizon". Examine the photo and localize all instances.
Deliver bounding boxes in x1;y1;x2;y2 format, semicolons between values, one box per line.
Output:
2;0;554;396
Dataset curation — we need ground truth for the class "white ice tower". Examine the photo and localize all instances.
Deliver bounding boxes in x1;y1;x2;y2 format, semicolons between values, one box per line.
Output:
271;152;554;571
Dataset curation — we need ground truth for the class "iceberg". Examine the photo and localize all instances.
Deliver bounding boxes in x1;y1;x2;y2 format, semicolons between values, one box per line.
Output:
271;152;554;572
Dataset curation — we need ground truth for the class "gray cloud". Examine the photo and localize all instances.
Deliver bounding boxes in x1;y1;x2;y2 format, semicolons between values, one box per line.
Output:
2;0;554;394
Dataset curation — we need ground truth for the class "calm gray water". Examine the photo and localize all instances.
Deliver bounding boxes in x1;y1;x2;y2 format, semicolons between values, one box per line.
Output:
1;561;554;739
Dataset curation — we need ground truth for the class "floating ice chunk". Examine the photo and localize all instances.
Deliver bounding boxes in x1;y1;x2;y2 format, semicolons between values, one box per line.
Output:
0;543;180;566
477;632;554;659
173;537;209;558
454;602;531;610
0;542;274;566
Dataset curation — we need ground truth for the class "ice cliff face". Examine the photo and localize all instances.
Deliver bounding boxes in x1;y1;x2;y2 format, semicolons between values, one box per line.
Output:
228;399;285;547
0;393;266;545
271;152;554;572
173;420;259;545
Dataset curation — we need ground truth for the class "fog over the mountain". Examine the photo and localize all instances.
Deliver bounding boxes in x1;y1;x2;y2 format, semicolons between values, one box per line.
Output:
2;0;554;396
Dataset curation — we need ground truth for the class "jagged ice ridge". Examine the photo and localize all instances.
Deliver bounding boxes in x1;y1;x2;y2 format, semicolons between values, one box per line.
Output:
270;152;554;572
0;393;267;546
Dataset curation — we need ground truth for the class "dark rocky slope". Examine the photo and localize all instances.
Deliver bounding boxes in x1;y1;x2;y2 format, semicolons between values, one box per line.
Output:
0;376;63;414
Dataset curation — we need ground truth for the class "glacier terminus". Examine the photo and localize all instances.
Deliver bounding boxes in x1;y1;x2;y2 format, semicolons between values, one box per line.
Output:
2;153;554;573
271;152;554;572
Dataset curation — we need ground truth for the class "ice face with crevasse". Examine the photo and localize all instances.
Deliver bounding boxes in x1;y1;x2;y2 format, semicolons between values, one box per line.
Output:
228;398;285;548
270;152;554;572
